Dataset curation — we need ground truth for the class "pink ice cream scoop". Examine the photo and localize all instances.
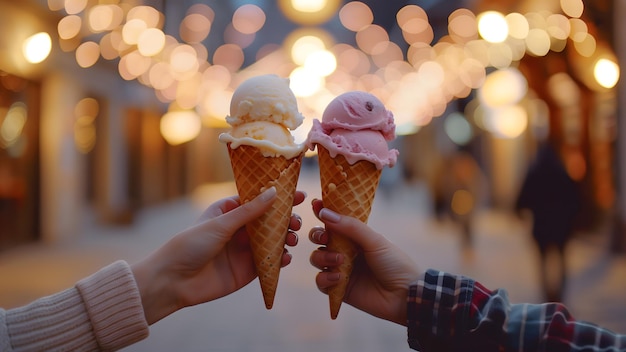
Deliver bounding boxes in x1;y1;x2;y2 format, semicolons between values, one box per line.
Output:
307;91;399;169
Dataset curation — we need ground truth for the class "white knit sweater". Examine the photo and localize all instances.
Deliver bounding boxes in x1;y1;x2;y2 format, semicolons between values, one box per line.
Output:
0;261;149;351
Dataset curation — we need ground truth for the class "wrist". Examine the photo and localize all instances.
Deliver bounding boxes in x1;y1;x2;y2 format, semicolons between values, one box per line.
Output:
131;252;178;325
391;288;409;326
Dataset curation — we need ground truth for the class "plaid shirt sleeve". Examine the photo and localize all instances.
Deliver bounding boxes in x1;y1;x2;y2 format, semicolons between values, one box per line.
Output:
407;269;626;352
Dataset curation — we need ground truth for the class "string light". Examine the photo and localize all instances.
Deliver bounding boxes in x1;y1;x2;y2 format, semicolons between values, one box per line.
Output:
44;0;617;143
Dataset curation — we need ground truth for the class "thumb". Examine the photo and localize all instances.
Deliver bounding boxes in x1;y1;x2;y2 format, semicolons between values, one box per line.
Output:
213;186;277;236
317;208;389;252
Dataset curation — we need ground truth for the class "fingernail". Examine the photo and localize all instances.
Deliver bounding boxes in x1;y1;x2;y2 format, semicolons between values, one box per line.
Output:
328;272;341;281
259;186;277;202
312;230;324;243
319;208;340;223
295;215;303;228
326;252;341;264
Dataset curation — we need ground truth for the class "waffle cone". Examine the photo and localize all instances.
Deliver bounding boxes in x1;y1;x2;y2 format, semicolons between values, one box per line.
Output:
316;146;382;319
227;144;303;309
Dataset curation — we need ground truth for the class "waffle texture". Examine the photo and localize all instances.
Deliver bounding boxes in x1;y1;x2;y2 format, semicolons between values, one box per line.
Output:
227;144;303;309
317;146;381;319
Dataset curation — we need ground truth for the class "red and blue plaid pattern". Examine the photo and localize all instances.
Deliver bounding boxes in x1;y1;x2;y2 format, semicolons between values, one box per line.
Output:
407;269;626;351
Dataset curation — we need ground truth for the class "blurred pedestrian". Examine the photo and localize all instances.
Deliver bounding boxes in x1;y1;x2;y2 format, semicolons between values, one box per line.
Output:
433;150;486;249
515;142;581;302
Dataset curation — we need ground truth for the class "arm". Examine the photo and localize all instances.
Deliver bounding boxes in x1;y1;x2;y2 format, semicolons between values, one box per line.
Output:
1;188;305;351
0;261;148;351
408;269;626;351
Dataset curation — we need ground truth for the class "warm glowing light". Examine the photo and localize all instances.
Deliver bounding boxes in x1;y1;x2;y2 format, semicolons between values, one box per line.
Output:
574;33;596;57
64;0;88;15
127;6;162;29
484;105;528;139
547;14;570;40
0;103;27;148
525;28;551;56
569;18;588;42
397;5;432;45
477;11;508;43
336;45;370;75
121;50;151;78
417;61;444;89
339;1;373;32
75;41;100;68
74;98;99;154
138;28;166;56
356;24;389;55
304;50;337;77
232;4;266;34
180;13;212;44
88;5;123;32
479;68;527;107
594;58;620;89
548;72;580;107
289;67;323;97
48;0;64;11
99;33;119;60
200;89;231;127
58;15;82;40
292;0;326;12
448;9;477;42
160;110;202;145
224;24;256;49
561;0;584;18
170;44;199;78
122;19;148;45
506;13;529;39
149;62;175;90
290;35;326;65
23;32;52;64
278;0;340;25
212;44;244;72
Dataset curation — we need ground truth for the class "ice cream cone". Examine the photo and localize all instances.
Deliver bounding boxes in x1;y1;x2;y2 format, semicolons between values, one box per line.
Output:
316;146;382;319
227;143;304;309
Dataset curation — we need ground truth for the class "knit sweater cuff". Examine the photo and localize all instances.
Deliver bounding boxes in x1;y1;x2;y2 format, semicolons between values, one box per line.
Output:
3;260;148;351
76;260;149;350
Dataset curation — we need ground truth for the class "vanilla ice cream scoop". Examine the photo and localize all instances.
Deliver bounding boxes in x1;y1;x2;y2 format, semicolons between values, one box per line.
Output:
219;74;306;158
227;74;304;130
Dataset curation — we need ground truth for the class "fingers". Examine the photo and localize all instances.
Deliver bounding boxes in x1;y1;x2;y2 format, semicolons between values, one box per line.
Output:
289;214;302;232
285;230;298;247
293;190;307;206
311;198;323;215
311;199;389;252
308;226;328;245
309;247;342;270
211;187;277;236
315;271;341;292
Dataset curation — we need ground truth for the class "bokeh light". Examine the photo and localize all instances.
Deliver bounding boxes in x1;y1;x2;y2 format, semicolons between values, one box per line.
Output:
478;11;508;43
23;32;52;64
594;58;620;89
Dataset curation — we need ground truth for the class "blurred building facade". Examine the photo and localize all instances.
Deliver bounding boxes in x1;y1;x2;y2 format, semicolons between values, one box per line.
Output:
0;0;624;253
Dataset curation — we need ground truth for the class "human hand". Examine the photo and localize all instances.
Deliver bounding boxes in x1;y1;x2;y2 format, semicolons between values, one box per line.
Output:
132;187;306;324
309;199;421;326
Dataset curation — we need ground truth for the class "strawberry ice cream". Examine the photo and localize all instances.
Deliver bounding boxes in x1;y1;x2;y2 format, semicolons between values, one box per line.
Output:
307;91;398;169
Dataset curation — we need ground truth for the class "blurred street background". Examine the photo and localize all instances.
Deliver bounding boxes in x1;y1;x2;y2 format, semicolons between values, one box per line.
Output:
1;0;626;350
1;167;625;351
